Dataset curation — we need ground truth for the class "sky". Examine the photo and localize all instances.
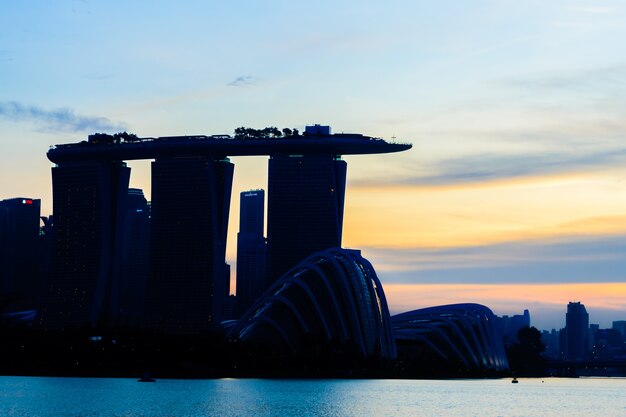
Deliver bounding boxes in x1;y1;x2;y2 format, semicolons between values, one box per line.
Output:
2;0;626;330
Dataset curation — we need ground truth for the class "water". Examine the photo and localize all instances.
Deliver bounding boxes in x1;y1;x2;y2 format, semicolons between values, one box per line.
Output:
1;376;625;416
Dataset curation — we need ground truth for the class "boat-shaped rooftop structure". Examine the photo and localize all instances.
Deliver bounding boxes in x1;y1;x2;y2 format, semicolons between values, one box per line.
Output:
47;130;411;164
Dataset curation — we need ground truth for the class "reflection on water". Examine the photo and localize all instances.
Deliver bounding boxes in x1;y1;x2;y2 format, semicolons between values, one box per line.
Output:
1;376;626;416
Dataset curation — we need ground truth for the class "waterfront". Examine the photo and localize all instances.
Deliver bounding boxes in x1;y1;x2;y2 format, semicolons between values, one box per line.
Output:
1;376;625;416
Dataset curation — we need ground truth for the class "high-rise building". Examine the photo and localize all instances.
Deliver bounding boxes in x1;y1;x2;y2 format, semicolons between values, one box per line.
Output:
143;156;233;334
111;188;151;327
39;161;130;330
613;320;626;339
496;309;531;346
266;154;346;286
235;190;266;315
0;197;42;312
565;301;589;361
541;329;560;359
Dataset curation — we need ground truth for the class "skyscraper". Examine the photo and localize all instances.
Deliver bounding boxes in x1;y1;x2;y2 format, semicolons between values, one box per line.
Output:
0;197;42;312
266;154;346;285
235;190;266;315
43;129;410;332
496;309;531;346
144;156;233;334
39;161;130;330
565;301;589;361
111;188;151;327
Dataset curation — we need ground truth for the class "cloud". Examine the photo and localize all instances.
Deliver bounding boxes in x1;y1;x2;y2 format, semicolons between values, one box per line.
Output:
570;6;616;14
351;146;626;188
414;149;626;186
499;63;626;95
82;73;112;81
0;50;12;62
363;234;626;284
0;101;127;133
227;75;256;87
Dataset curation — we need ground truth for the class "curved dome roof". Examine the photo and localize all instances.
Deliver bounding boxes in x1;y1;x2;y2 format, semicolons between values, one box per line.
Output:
228;248;396;362
392;303;509;372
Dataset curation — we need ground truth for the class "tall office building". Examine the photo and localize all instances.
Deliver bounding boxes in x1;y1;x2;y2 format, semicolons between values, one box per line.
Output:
266;154;346;285
613;320;626;339
39;161;130;330
565;301;589;361
111;188;151;327
496;309;531;345
144;156;233;334
235;190;266;315
0;198;42;312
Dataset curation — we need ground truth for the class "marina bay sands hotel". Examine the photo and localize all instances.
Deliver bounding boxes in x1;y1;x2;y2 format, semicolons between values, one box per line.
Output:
39;125;410;334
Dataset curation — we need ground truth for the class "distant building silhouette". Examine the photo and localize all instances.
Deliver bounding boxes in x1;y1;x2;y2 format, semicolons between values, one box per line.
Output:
541;329;561;359
0;197;42;312
496;309;530;346
613;320;626;339
235;190;266;315
393;304;509;374
565;301;589;361
39;161;130;330
266;152;346;286
113;188;150;327
143;157;233;334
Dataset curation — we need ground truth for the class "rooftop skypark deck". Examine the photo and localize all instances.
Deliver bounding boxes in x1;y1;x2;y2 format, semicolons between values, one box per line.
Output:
47;130;412;164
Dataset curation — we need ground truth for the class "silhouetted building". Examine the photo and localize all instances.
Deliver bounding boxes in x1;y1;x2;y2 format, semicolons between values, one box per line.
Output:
541;329;561;359
266;152;346;286
591;328;623;360
223;294;237;321
613;320;626;339
144;156;233;334
42;129;411;333
392;304;509;375
496;309;530;346
112;188;150;327
565;301;589;361
229;248;396;364
39;161;130;330
589;323;600;351
235;190;266;315
0;198;42;312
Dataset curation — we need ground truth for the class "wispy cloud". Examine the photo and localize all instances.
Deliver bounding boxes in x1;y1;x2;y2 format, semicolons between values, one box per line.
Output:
412;149;626;186
499;63;626;95
0;50;12;62
227;75;256;87
351;147;626;188
0;101;126;133
82;72;111;81
364;234;626;285
570;6;616;14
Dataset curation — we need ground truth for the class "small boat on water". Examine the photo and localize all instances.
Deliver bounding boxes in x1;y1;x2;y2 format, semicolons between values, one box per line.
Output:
138;373;156;382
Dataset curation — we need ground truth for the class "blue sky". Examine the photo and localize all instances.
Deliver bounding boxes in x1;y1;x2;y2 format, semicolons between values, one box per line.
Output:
2;0;626;329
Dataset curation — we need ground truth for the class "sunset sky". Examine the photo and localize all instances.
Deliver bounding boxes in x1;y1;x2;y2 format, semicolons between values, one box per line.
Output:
2;0;626;329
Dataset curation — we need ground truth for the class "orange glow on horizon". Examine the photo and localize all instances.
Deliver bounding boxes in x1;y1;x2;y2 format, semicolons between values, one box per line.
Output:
383;282;626;317
343;169;626;249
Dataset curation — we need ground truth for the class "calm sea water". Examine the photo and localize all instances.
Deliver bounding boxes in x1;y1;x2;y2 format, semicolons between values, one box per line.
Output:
0;376;625;416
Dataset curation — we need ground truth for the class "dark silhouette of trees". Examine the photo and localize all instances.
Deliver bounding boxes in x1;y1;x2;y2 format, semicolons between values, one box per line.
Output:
506;326;546;376
233;126;300;139
87;132;139;145
114;131;139;143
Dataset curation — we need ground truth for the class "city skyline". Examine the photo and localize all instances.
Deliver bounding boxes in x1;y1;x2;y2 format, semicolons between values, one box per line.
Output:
2;1;626;329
